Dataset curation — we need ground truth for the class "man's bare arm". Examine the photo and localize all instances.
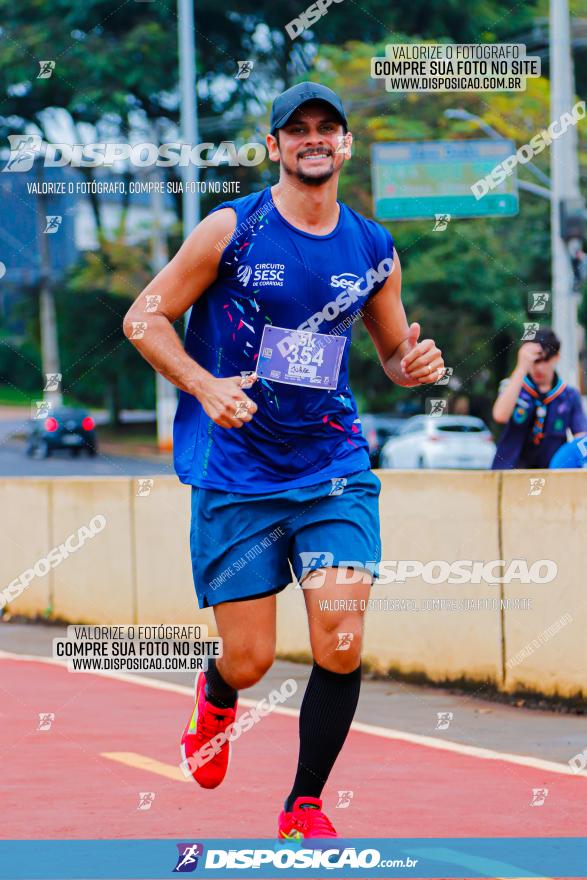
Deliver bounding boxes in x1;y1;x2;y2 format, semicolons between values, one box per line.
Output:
362;253;444;387
123;208;258;429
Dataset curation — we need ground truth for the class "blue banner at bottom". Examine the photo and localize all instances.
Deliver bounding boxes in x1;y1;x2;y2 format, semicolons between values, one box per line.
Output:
1;838;586;879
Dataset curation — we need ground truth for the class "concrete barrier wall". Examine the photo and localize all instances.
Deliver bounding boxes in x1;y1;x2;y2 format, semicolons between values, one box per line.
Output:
1;471;585;698
501;471;587;698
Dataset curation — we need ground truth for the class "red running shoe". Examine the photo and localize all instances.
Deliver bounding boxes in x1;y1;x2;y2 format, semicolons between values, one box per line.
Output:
180;671;237;789
278;796;338;839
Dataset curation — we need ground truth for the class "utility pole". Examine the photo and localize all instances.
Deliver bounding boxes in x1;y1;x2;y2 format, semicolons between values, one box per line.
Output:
178;0;201;333
178;0;201;238
35;159;63;408
550;0;583;388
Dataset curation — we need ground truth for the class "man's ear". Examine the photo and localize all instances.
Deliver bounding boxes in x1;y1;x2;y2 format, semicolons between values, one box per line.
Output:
266;132;280;163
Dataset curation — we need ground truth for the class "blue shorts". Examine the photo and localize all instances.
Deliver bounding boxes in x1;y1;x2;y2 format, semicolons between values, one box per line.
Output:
189;469;382;608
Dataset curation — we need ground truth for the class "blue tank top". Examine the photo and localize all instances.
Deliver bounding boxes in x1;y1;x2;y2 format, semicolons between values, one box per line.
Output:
173;186;395;493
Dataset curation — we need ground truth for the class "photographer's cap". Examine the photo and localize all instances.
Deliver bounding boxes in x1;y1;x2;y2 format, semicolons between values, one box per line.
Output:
270;82;348;134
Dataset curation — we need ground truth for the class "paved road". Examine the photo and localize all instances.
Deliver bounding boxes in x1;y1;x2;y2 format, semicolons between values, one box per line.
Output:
2;622;586;766
0;419;173;477
2;629;586;854
2;623;586;880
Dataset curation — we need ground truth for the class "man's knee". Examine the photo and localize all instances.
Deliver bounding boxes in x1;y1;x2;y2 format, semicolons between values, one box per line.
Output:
311;616;363;672
220;643;275;689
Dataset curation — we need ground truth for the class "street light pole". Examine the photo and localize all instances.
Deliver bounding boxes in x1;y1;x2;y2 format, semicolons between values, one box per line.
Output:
178;0;200;238
550;0;582;387
35;159;63;409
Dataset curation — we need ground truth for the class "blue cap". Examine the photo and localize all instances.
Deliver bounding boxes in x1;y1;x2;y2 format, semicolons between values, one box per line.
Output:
270;82;348;134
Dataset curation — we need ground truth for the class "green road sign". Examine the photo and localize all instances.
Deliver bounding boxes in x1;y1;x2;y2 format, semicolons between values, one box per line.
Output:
371;139;519;220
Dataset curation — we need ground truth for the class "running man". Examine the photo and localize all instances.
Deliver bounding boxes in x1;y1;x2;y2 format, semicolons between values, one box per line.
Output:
124;82;445;838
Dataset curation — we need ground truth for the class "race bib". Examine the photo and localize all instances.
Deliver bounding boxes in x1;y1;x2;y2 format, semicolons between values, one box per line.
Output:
255;325;346;390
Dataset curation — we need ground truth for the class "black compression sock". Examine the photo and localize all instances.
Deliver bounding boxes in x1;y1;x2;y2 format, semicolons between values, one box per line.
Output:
205;658;238;709
285;662;361;812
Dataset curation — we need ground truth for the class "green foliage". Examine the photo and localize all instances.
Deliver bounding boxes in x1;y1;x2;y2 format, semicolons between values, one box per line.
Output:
1;0;585;419
312;42;583;415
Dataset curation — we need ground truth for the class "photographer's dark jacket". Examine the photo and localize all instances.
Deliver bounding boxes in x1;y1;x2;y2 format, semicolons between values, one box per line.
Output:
492;373;587;469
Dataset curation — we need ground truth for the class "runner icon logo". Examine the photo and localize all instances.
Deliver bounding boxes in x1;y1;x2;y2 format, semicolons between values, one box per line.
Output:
137;792;155;811
435;711;453;731
297;551;334;586
173;843;204;873
37;712;55;731
336;632;354;651
528;477;546;496
336;790;354;808
530;788;549;807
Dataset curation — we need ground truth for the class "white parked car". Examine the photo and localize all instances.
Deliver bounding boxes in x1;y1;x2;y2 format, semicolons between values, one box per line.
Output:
379;415;496;470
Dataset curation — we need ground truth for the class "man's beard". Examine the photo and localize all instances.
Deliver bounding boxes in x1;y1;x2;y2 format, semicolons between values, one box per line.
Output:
281;156;336;186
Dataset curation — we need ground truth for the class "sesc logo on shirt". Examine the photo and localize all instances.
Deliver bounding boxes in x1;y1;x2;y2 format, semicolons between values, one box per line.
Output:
330;272;360;289
253;263;285;286
237;262;285;287
236;264;252;286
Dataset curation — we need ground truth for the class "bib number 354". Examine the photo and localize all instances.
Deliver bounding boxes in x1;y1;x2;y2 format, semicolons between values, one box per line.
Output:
255;325;346;390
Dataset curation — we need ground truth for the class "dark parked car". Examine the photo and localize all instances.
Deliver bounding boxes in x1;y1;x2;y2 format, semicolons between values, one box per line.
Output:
26;407;98;459
359;413;405;467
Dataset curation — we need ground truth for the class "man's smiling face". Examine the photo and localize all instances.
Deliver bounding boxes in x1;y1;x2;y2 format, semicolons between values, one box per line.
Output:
267;100;351;186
